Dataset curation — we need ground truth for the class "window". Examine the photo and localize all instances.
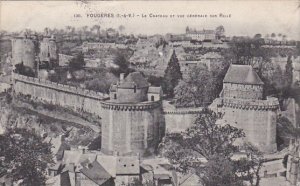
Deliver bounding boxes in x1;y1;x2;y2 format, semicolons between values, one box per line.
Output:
114;94;117;99
151;95;155;101
134;85;137;93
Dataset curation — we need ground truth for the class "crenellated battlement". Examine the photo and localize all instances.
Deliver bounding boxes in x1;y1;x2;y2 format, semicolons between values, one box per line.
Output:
101;100;161;111
163;107;203;115
219;97;279;111
12;73;109;100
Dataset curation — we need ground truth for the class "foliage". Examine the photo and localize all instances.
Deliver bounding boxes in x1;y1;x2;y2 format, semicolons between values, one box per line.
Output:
174;62;229;107
0;128;54;186
160;109;245;171
276;115;300;149
147;75;164;87
85;72;118;93
233;143;263;186
201;155;244;186
88;134;101;150
285;55;293;87
68;52;85;70
163;50;182;97
14;63;35;77
159;108;263;186
110;52;134;76
174;65;214;107
215;25;225;39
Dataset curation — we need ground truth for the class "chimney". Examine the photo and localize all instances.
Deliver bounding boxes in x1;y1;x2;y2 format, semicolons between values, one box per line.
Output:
120;73;125;82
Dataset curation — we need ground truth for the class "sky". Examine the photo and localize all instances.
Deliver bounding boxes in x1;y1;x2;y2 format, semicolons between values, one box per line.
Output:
1;1;300;39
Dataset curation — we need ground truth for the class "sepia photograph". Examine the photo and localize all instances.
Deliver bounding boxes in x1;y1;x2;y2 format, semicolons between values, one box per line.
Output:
0;1;300;185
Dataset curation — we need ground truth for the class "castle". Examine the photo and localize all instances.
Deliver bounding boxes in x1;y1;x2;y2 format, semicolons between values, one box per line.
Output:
212;65;279;153
10;34;279;155
101;72;164;155
11;32;58;71
11;32;37;68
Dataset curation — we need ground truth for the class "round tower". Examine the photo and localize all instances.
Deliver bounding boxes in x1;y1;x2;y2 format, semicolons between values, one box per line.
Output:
11;32;36;68
101;72;164;156
39;35;58;62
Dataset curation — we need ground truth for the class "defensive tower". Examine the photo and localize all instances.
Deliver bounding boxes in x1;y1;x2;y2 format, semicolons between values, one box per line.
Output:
39;35;58;67
101;72;164;155
11;32;36;68
215;64;279;153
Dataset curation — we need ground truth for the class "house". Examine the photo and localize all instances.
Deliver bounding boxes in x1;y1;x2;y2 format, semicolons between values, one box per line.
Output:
47;149;143;186
186;28;216;41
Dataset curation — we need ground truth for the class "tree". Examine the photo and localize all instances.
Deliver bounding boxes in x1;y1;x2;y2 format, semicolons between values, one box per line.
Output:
215;25;225;39
174;62;229;107
271;33;276;38
91;25;101;40
254;34;262;39
110;53;134;76
159;108;262;186
69;52;85;70
174;65;215;107
14;63;35;77
163;50;182;98
118;25;125;34
285;55;293;87
0;128;53;185
160;109;245;170
88;135;101;150
233;143;263;186
201;155;244;186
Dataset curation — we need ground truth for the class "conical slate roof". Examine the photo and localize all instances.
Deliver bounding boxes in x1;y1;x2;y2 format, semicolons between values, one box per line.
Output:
223;65;264;85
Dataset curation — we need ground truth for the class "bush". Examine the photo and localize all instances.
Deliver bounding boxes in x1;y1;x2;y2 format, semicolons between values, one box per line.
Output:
88;135;101;150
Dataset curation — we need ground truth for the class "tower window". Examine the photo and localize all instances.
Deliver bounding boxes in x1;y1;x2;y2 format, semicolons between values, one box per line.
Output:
114;94;117;99
133;85;137;93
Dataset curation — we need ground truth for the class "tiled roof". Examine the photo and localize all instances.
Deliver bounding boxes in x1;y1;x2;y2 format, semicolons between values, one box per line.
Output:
62;150;99;166
80;161;112;185
96;155;117;177
119;72;149;88
148;86;162;94
223;65;264;85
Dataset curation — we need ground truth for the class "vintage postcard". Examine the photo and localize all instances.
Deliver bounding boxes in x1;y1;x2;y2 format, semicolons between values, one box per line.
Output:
0;1;299;186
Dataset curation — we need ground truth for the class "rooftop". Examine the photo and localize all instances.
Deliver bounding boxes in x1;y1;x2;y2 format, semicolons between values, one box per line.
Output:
80;161;112;185
223;65;264;85
148;86;162;94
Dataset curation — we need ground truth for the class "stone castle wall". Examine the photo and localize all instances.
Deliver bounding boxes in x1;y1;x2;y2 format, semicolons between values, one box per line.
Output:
13;73;165;155
163;108;203;133
223;83;263;100
101;101;164;155
216;97;279;153
13;73;108;116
